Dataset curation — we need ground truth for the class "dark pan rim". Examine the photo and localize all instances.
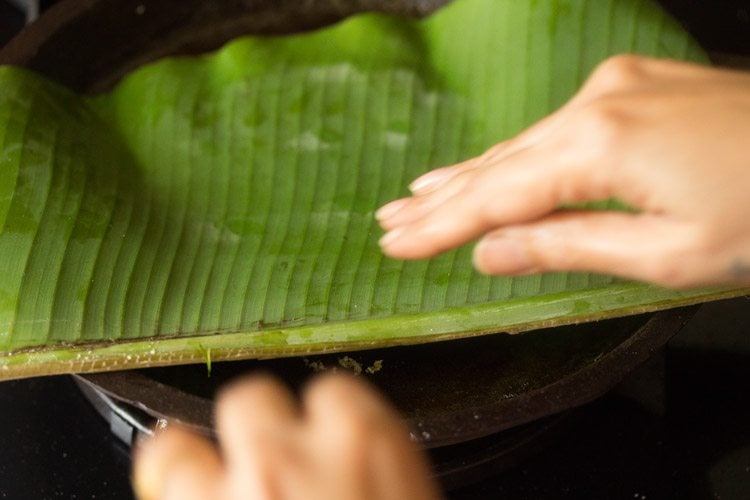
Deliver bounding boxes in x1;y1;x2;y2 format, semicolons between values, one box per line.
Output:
77;307;695;448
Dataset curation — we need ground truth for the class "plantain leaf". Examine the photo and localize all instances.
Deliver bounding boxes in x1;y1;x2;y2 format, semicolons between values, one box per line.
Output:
0;0;746;380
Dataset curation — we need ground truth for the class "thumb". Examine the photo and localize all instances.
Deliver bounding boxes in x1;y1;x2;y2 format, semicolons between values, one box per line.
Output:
472;211;700;287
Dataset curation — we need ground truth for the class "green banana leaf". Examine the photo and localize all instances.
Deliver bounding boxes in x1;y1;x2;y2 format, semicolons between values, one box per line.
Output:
0;0;746;380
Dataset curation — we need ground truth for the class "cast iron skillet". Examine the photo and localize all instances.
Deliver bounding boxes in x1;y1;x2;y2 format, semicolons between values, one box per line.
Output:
0;0;696;448
78;310;693;449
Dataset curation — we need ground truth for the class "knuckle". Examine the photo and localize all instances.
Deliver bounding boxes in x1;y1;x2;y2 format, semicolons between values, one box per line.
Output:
591;54;649;89
650;230;716;287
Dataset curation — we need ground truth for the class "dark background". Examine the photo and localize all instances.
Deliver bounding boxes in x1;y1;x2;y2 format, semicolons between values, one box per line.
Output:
658;0;749;55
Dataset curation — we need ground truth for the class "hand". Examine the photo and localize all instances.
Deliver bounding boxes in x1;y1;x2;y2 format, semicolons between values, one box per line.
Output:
132;374;443;500
377;55;750;288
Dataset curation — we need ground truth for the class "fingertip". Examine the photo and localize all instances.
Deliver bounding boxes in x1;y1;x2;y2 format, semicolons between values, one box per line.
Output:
473;234;537;275
379;226;406;250
408;174;442;194
409;159;478;194
379;226;463;261
408;167;453;194
132;427;220;500
375;198;409;221
378;228;437;260
216;372;283;405
216;374;298;431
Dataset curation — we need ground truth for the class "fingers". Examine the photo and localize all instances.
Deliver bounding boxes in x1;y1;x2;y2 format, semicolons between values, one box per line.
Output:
379;142;608;259
377;55;690;261
304;374;407;442
216;375;300;456
215;375;304;499
377;169;475;231
403;83;590;200
133;374;443;500
377;57;655;258
303;374;442;500
408;157;478;195
133;427;222;500
472;211;702;287
401;63;606;203
377;55;750;288
205;374;441;500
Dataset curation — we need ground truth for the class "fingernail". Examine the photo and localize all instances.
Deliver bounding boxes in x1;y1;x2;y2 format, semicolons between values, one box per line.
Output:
379;227;405;248
409;172;445;194
474;237;536;274
376;199;408;221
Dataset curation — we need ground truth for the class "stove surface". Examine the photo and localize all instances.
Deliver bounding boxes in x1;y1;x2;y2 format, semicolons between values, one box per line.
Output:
1;2;749;499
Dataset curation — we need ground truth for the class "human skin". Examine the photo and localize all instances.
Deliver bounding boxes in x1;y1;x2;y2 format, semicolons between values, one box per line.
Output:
378;55;750;288
132;374;444;500
133;55;750;500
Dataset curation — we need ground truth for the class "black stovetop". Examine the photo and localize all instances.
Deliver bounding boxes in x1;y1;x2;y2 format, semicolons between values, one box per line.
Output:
1;2;749;499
